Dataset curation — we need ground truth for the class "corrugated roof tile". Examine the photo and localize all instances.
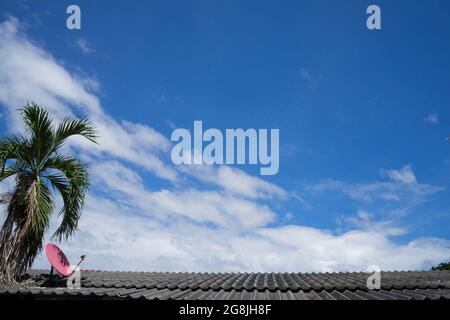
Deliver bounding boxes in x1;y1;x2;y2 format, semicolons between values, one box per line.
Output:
3;270;450;300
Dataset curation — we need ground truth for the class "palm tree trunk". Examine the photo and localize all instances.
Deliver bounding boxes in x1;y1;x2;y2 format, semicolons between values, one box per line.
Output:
0;219;41;287
0;217;21;286
0;227;20;287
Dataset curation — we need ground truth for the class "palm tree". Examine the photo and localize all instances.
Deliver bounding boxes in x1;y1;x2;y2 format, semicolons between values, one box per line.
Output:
0;103;97;286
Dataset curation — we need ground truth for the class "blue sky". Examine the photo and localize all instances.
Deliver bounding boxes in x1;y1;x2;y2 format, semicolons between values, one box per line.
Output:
0;0;449;271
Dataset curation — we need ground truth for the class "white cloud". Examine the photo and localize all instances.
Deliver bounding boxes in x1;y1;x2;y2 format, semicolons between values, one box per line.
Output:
424;113;439;124
32;203;450;272
215;166;287;199
382;165;417;184
89;161;276;228
2;17;450;273
257;226;450;272
75;38;95;55
341;210;405;236
180;164;287;200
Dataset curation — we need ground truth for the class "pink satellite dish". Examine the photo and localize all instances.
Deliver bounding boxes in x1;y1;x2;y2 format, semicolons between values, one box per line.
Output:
45;243;85;277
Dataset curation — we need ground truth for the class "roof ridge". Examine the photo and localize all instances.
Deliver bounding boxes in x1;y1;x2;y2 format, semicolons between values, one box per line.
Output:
27;269;450;275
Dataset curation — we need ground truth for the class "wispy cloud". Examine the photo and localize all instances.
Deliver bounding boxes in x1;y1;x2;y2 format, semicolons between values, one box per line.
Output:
306;166;446;257
75;38;95;55
179;165;288;200
340;210;405;236
157;93;167;103
300;68;312;82
381;165;417;184
299;67;321;92
308;165;442;203
424;113;439;124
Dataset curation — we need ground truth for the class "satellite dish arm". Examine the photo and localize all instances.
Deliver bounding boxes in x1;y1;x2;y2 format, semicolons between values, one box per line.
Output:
73;254;86;272
77;254;86;266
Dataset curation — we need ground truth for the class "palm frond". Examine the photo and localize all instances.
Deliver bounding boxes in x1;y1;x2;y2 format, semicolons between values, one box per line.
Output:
0;136;30;173
21;179;54;241
53;116;98;151
19;103;55;166
43;155;89;241
0;167;23;183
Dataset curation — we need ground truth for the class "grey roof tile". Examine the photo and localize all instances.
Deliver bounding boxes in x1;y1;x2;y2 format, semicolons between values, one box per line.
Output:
3;270;450;300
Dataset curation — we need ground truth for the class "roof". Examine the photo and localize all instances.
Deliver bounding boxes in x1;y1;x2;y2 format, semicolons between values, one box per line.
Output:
1;270;450;300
